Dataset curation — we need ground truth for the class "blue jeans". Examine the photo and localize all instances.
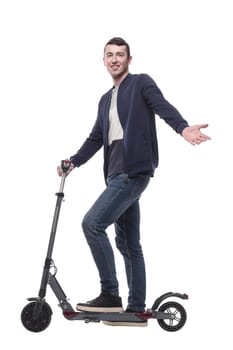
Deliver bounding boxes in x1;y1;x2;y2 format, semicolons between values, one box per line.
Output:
82;173;150;311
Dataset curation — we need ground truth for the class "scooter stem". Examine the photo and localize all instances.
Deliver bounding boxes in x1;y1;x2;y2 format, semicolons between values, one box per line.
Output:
38;160;71;299
59;173;67;193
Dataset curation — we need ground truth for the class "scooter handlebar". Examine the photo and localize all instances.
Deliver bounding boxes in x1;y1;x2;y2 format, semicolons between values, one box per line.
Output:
61;159;71;173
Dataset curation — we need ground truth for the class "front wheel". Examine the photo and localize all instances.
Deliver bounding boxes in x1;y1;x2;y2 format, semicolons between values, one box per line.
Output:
21;301;52;332
157;301;187;332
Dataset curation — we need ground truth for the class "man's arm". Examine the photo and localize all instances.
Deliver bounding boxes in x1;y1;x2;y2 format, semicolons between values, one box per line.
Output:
141;74;211;143
69;117;103;167
141;74;189;134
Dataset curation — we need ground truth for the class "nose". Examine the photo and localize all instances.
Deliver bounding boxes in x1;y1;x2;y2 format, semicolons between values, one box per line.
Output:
111;54;118;63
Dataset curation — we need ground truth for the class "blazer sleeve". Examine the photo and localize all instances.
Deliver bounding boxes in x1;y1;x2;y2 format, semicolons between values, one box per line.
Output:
70;113;103;167
141;74;189;134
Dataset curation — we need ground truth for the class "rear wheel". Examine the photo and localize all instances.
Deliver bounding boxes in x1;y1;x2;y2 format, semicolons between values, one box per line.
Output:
21;301;52;332
157;301;187;332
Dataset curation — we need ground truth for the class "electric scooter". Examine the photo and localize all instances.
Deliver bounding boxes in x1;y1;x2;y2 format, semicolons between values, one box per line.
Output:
21;160;188;332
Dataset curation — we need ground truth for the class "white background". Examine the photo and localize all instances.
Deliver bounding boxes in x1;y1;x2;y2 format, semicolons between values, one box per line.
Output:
1;0;232;348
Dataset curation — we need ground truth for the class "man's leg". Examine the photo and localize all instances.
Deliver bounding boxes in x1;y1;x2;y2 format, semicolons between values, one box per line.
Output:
115;200;146;312
78;174;150;312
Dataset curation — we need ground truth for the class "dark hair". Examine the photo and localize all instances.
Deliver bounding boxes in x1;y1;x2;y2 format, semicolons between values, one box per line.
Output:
104;37;131;57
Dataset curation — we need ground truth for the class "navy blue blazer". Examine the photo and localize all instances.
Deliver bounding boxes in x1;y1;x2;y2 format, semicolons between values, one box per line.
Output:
70;73;189;179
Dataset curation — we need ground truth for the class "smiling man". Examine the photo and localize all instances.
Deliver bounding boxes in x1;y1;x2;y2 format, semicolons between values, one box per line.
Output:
57;37;210;327
104;41;132;83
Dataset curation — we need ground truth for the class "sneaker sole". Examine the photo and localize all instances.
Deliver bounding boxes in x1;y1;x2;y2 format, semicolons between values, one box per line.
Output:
103;320;148;327
76;305;123;313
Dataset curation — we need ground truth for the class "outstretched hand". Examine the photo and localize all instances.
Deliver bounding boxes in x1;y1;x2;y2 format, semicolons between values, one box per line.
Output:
182;124;211;145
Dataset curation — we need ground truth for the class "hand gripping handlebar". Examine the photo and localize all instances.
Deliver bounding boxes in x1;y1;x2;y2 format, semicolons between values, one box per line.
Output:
61;159;72;173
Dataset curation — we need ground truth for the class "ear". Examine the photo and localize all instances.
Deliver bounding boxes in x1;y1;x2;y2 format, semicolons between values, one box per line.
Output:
128;56;132;65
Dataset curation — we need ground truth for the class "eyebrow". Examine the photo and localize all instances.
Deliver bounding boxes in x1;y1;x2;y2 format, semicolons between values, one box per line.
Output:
105;51;126;55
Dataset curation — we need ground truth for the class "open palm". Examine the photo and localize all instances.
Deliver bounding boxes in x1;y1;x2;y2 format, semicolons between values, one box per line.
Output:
182;124;211;145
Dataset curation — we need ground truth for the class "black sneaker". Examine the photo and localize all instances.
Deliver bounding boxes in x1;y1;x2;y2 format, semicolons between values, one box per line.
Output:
76;292;123;312
103;309;148;327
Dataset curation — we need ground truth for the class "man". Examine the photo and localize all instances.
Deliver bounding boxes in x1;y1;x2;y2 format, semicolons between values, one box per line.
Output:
57;37;210;326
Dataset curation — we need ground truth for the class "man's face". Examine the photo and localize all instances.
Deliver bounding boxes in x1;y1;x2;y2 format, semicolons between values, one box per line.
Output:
103;44;132;80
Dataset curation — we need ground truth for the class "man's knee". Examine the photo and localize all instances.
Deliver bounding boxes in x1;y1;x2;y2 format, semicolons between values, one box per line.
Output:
82;212;94;237
82;212;105;240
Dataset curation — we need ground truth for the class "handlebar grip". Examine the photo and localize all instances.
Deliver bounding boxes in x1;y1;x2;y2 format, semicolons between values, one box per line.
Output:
61;159;71;173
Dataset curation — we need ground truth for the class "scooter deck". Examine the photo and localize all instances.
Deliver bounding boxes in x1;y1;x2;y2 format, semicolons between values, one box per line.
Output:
63;310;170;323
